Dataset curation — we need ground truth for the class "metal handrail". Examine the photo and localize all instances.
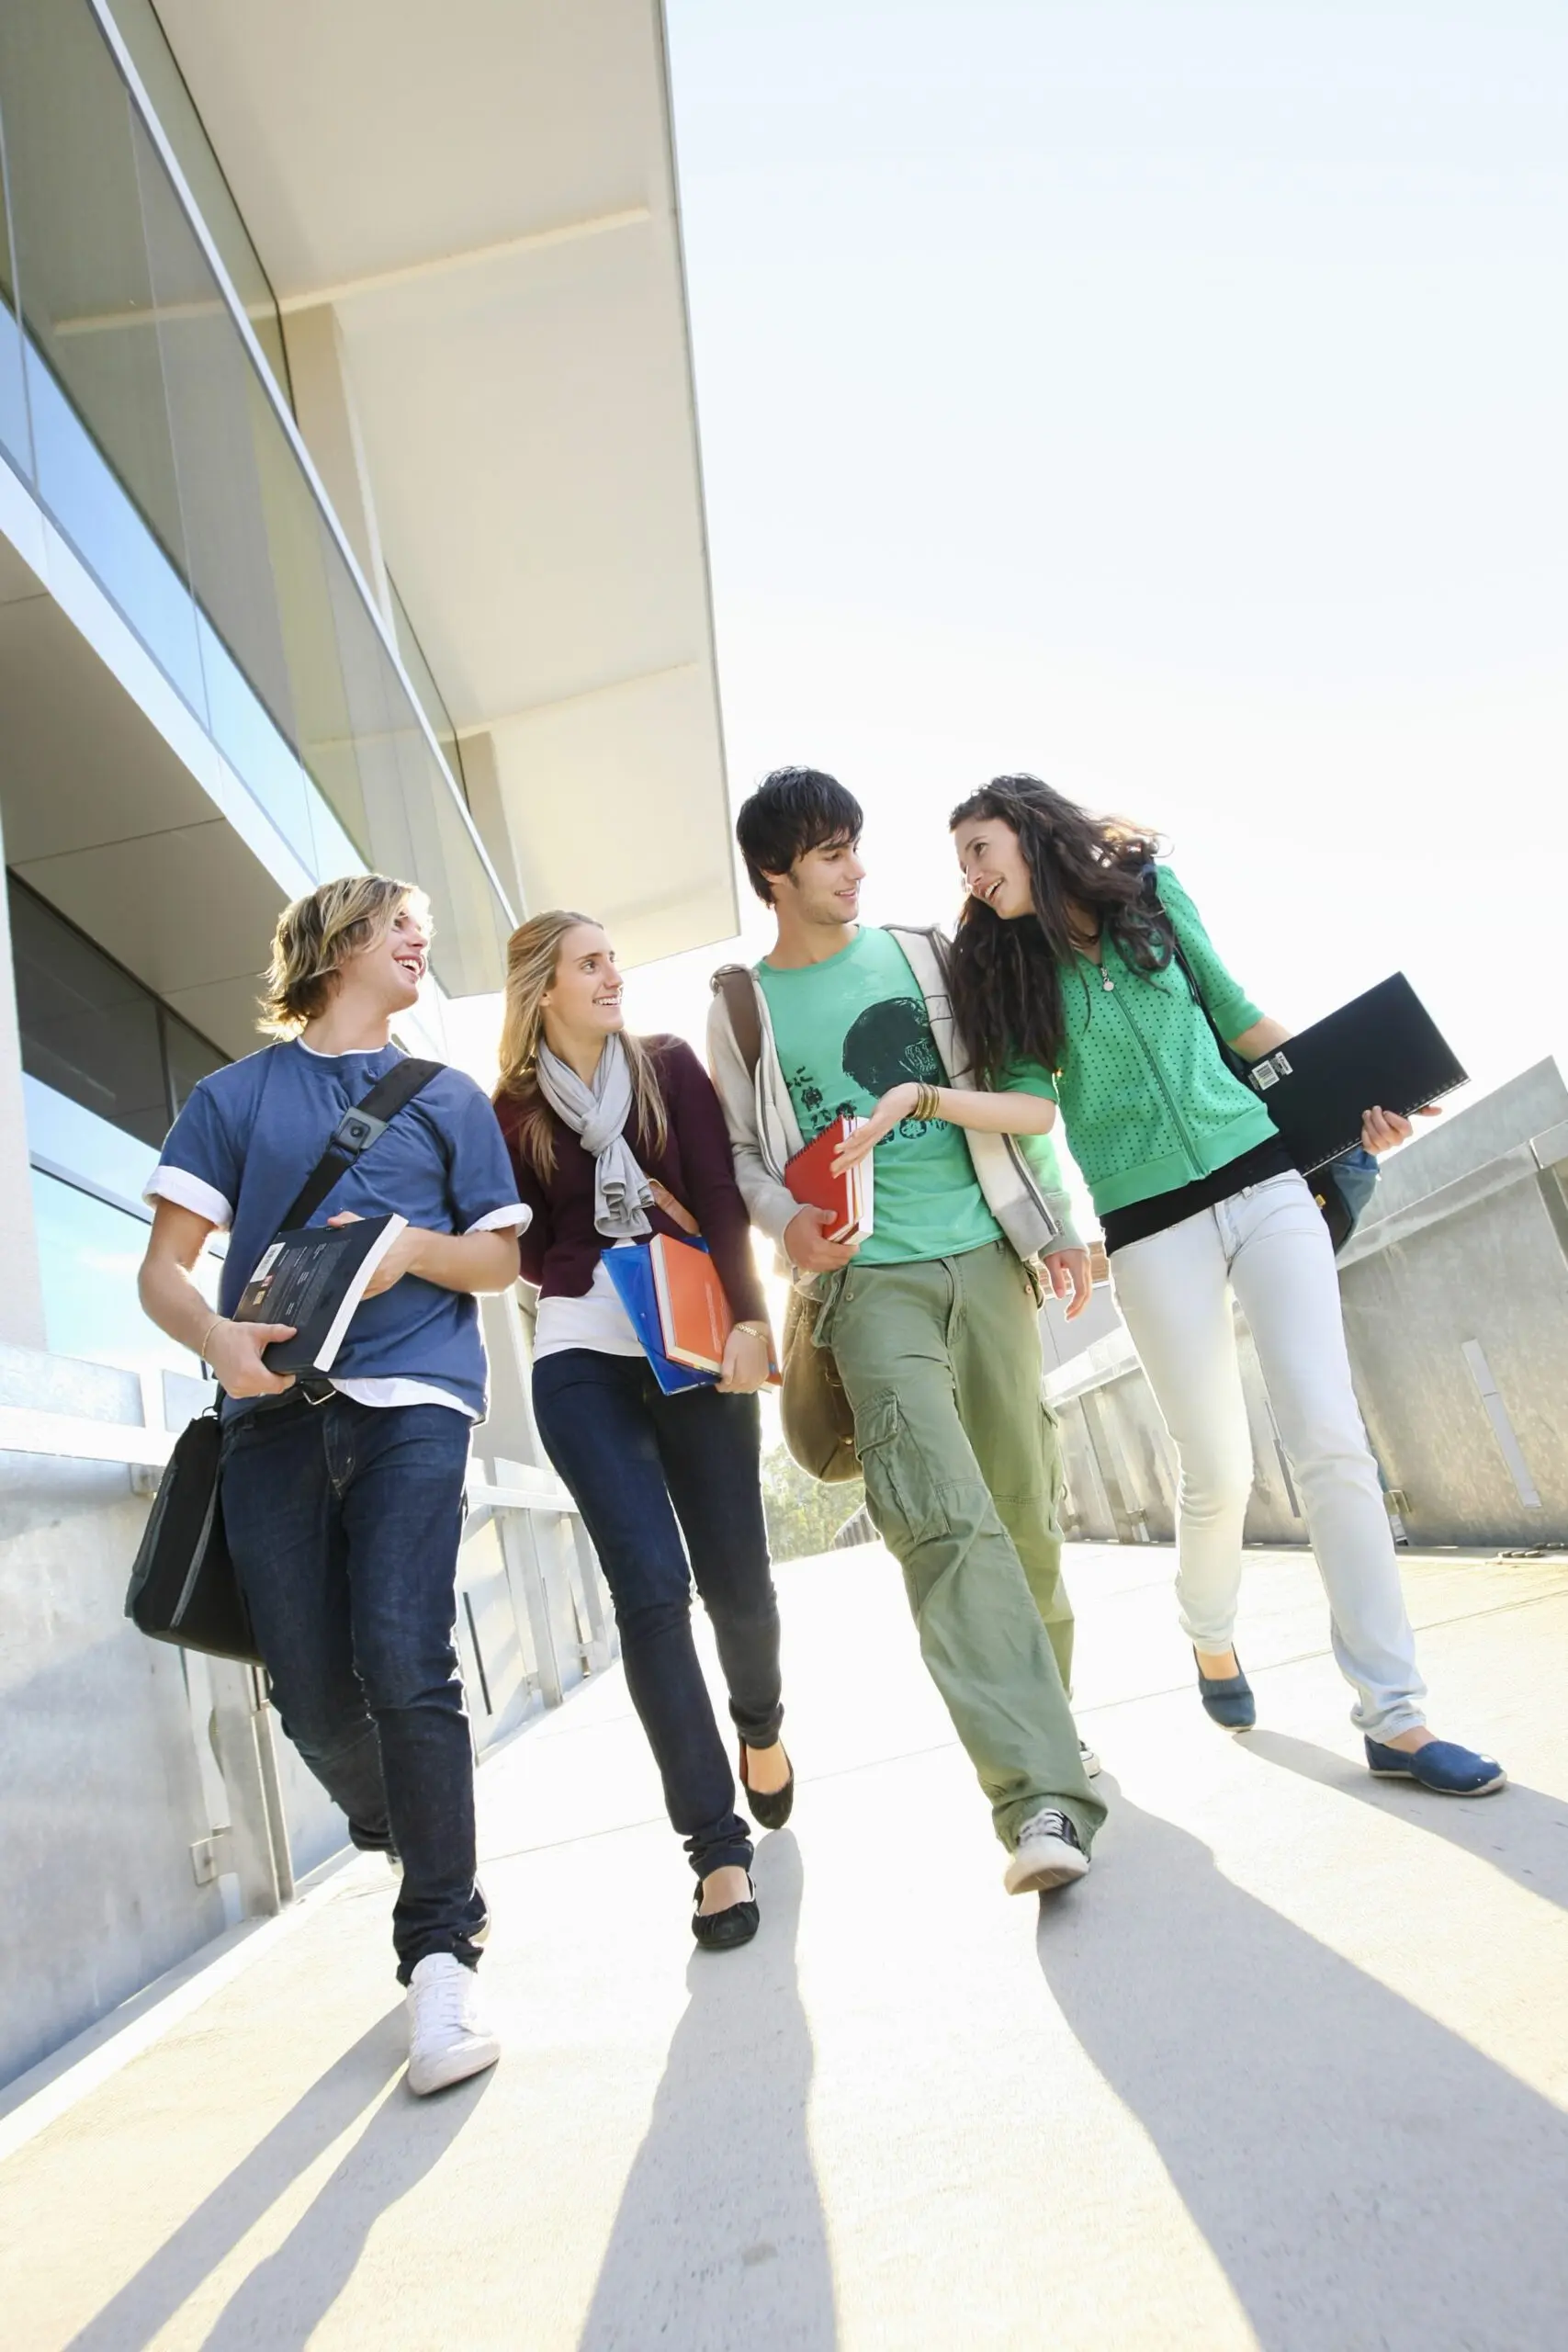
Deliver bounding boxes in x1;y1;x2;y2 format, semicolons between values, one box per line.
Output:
0;1407;581;1526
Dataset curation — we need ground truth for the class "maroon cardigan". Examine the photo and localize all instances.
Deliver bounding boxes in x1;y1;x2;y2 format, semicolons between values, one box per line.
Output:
498;1036;769;1326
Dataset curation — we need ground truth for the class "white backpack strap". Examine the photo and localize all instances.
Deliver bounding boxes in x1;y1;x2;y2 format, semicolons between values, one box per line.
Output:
885;924;974;1086
886;923;1065;1257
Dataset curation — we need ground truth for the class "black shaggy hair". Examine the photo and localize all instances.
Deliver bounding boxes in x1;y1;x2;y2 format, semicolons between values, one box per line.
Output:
735;767;863;904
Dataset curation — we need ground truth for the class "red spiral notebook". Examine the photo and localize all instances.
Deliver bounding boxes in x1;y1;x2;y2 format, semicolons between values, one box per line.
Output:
784;1114;874;1243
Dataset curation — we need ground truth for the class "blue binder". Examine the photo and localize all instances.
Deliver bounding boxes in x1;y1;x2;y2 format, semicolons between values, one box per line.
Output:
600;1242;716;1396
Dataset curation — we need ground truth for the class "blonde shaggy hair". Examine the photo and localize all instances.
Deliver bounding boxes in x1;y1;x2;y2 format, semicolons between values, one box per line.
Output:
494;910;668;1181
259;874;428;1035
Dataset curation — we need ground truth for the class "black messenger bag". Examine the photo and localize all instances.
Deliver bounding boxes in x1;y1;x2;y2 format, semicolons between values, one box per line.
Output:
125;1055;443;1664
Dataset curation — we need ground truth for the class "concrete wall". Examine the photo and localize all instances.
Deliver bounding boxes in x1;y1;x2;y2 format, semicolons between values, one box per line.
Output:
0;1347;226;2086
0;1299;613;2092
1336;1061;1568;1549
1047;1062;1568;1554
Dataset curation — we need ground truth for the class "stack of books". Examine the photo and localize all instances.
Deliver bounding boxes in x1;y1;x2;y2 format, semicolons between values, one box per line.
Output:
784;1113;874;1242
603;1235;777;1396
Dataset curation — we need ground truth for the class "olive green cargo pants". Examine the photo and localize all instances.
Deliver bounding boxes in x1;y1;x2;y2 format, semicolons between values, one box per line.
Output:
818;1240;1104;1853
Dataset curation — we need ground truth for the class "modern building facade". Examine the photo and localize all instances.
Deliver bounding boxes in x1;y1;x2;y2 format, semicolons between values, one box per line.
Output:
0;0;733;2090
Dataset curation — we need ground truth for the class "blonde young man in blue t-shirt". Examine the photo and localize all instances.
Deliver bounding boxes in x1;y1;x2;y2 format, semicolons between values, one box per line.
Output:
707;770;1107;1894
139;876;529;2093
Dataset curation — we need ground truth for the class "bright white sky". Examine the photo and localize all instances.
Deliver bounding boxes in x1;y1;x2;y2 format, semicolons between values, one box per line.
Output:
454;1;1567;1227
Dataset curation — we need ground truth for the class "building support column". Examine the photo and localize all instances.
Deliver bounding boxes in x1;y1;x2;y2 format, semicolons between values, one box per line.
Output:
455;730;526;917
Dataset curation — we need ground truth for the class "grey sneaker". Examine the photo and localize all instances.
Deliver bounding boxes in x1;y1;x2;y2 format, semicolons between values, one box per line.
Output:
1004;1808;1090;1895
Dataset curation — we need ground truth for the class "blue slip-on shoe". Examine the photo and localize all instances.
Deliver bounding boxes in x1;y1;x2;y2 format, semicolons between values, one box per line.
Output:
1193;1648;1257;1730
1365;1736;1507;1796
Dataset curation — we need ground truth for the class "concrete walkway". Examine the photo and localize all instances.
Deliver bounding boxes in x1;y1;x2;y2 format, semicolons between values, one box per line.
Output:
3;1537;1567;2351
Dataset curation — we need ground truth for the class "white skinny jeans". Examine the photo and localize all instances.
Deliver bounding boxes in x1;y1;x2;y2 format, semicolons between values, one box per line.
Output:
1109;1171;1426;1740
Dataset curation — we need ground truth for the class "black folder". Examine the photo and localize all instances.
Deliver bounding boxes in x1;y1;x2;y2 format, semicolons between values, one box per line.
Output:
1243;973;1466;1173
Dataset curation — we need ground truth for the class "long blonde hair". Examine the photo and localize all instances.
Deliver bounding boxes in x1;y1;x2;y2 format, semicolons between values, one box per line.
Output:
259;874;428;1035
494;910;669;1182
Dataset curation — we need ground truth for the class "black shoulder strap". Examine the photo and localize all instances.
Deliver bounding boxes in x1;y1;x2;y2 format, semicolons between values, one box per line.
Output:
1140;865;1250;1082
277;1057;445;1235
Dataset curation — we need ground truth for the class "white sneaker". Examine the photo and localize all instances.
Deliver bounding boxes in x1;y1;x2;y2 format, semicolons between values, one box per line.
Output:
405;1953;501;2096
1004;1807;1091;1896
1078;1737;1102;1779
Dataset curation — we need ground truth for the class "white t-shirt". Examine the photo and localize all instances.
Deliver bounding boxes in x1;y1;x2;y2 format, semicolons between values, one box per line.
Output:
531;1254;644;1363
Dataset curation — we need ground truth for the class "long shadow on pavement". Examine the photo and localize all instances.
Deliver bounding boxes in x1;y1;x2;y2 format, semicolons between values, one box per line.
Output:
1240;1730;1568;1910
65;2007;484;2351
1037;1785;1568;2352
200;2043;494;2346
578;1831;836;2352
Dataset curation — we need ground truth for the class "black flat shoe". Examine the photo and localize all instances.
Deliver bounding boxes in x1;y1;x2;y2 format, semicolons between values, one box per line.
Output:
739;1739;795;1830
692;1874;760;1951
1194;1646;1257;1730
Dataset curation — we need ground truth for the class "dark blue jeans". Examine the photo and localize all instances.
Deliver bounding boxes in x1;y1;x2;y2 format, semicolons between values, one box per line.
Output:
220;1392;486;1981
531;1351;783;1882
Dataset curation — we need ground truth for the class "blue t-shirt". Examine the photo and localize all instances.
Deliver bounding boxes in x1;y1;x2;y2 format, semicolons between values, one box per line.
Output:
148;1041;526;1418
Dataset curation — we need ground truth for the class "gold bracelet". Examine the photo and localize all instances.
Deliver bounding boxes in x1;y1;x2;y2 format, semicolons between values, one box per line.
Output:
913;1083;943;1124
735;1320;771;1340
198;1316;222;1369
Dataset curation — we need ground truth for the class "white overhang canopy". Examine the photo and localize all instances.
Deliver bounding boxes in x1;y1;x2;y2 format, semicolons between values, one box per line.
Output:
152;0;736;972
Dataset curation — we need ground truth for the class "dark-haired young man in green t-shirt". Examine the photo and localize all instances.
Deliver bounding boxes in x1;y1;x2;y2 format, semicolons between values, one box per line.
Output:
708;768;1106;1894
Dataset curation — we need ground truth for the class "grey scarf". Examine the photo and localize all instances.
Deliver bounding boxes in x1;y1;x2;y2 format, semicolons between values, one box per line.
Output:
536;1035;654;1240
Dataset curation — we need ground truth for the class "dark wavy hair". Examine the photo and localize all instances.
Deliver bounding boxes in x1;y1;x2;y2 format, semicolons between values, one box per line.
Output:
947;775;1170;1081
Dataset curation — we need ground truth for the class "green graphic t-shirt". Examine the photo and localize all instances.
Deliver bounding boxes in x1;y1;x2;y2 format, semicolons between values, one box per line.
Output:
756;927;1003;1265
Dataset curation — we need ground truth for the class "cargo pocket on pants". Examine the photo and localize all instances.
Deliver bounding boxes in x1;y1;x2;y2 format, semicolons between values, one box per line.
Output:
1040;1401;1068;1539
853;1390;942;1550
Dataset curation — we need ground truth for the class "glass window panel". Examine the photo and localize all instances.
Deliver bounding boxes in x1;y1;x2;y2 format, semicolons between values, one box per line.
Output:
305;787;367;888
261;476;371;865
321;529;422;881
9;877;169;1147
431;769;514;998
22;357;204;708
31;1168;215;1376
162;1009;226;1117
316;531;506;993
0;96;33;479
100;0;290;404
0;0;204;711
196;614;316;856
21;1072;161;1210
133;128;296;735
389;573;467;804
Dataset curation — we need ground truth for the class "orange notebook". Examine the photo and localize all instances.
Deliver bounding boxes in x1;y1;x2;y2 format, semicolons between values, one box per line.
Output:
649;1234;735;1374
784;1114;874;1243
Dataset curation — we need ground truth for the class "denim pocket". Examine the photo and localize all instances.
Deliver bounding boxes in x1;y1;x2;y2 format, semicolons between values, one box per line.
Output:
853;1389;942;1549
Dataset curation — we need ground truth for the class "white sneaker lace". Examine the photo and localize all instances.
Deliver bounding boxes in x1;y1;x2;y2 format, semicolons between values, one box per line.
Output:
413;1962;482;2043
1020;1808;1072;1847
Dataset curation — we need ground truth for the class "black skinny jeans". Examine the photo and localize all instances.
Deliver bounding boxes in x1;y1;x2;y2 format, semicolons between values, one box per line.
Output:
531;1350;784;1880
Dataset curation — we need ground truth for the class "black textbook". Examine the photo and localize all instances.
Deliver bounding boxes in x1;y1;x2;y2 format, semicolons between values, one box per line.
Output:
233;1213;408;1376
1242;973;1466;1174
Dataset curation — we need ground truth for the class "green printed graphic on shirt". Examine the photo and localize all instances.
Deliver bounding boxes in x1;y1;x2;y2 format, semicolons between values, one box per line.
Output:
756;927;1002;1265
